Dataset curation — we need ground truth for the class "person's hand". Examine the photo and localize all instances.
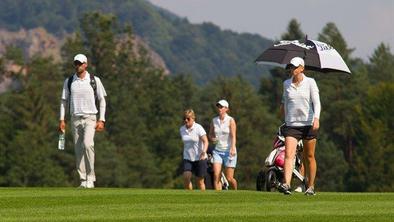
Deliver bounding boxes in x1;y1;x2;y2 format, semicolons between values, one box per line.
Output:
58;120;66;133
312;118;320;131
230;147;236;157
96;120;105;132
200;152;207;160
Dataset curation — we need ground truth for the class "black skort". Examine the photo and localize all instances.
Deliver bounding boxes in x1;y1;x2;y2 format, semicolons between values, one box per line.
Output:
183;159;207;178
282;125;318;140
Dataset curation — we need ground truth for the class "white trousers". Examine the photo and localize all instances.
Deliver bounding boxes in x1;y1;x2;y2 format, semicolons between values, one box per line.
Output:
71;115;96;182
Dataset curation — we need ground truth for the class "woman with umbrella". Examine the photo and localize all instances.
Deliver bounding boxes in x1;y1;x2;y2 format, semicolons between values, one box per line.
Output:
279;57;321;196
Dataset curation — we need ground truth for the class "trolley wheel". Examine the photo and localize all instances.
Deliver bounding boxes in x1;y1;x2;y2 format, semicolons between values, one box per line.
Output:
265;168;279;192
256;170;265;191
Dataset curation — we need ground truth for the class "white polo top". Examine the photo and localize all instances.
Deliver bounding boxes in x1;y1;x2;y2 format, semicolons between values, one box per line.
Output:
212;114;234;152
60;71;107;120
282;73;321;126
180;122;207;161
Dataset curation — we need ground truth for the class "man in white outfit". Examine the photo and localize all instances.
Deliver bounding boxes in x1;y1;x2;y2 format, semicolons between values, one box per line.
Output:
58;54;107;188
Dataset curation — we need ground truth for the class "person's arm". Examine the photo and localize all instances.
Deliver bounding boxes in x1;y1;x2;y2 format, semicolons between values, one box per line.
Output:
58;99;67;132
311;80;321;131
280;104;284;119
280;82;286;120
58;80;68;132
96;97;106;131
208;121;216;142
200;135;209;160
229;118;237;156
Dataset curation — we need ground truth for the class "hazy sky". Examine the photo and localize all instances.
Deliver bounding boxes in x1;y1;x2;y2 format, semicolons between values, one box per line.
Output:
149;0;394;61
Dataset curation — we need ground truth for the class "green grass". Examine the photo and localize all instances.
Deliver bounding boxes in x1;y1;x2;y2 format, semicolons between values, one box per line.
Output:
0;188;393;221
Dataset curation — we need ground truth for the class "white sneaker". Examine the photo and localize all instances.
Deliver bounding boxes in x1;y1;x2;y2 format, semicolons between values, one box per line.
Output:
86;181;95;188
78;181;87;188
294;185;303;193
305;186;316;196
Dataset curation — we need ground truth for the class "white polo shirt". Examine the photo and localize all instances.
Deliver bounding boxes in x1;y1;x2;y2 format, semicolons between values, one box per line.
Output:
282;73;321;127
180;122;207;161
60;72;107;120
212;114;234;152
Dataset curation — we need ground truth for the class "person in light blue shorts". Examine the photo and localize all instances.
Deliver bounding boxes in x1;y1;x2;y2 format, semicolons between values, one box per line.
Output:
209;99;237;190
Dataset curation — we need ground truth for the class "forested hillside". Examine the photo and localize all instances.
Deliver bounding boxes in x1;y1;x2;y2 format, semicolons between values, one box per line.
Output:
0;0;272;84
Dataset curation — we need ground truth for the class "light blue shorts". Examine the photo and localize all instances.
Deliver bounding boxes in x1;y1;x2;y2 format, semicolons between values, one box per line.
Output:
212;150;237;168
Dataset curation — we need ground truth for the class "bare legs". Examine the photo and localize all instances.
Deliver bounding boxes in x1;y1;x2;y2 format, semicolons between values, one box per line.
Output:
183;171;193;190
283;136;298;186
213;163;237;190
196;177;205;191
303;139;317;188
213;163;222;190
183;171;206;191
225;167;237;190
284;136;317;190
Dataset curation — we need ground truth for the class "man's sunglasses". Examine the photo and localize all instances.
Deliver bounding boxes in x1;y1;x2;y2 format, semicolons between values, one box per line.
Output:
73;61;84;66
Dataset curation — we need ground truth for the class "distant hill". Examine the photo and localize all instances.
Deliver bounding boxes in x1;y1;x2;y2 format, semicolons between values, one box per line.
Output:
0;0;273;84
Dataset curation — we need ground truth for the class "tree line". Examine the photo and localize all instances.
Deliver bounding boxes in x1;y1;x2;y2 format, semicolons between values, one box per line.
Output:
0;0;273;85
0;14;393;191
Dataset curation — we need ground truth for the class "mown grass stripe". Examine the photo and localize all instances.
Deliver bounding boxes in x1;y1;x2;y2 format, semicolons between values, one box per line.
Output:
0;188;393;222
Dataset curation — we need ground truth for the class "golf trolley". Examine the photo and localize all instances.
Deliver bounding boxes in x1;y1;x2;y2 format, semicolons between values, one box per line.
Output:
256;124;306;192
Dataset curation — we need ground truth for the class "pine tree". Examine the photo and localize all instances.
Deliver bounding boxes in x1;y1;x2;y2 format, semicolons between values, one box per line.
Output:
368;43;394;84
2;57;68;186
280;19;305;41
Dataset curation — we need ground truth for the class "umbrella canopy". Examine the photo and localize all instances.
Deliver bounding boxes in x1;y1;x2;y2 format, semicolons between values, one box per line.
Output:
255;39;351;74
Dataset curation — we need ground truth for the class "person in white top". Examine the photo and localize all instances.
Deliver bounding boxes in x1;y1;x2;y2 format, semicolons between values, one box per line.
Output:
209;99;238;190
279;57;321;196
179;109;209;190
58;53;107;188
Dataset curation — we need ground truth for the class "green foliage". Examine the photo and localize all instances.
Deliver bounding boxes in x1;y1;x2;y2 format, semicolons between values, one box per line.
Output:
347;83;394;191
280;18;305;41
315;135;347;191
259;67;289;113
0;0;273;85
0;57;68;186
368;43;394;84
4;46;24;65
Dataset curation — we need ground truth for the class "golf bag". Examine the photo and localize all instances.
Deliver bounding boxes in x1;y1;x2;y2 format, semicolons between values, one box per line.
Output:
256;124;306;191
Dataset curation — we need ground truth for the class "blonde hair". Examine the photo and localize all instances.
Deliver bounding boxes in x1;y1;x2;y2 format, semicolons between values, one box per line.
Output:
183;109;196;120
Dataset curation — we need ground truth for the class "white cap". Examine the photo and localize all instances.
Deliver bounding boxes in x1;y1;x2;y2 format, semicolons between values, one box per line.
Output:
74;54;87;63
289;57;304;67
216;99;229;108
